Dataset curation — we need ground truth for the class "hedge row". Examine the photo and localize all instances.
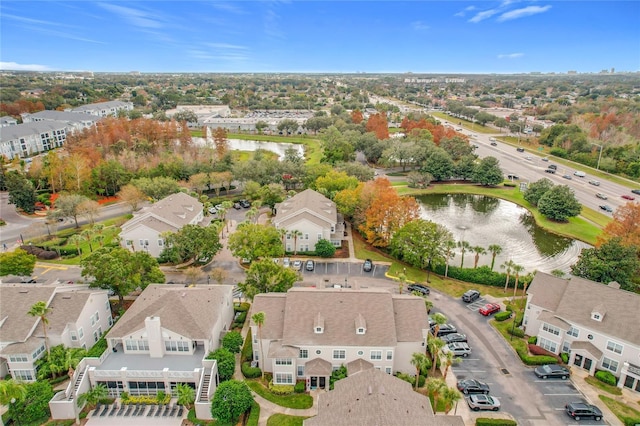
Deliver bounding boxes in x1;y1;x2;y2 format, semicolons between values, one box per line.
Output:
268;382;294;395
433;265;523;289
241;330;253;363
242;362;261;379
494;311;512;322
476;418;517;426
595;370;617;386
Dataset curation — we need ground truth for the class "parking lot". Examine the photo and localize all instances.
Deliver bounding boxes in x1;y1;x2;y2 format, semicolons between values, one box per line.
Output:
299;261;389;281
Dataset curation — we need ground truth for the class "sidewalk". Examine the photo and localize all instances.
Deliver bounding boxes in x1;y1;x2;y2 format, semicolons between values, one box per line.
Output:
569;368;625;426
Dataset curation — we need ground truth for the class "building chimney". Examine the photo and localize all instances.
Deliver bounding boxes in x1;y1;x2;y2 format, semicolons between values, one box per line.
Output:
145;316;163;358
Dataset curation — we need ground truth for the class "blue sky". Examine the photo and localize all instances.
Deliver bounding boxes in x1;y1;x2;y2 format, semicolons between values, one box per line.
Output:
1;1;638;73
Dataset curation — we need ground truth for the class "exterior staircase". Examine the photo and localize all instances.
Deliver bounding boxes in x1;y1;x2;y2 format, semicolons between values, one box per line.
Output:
198;370;211;402
67;368;86;401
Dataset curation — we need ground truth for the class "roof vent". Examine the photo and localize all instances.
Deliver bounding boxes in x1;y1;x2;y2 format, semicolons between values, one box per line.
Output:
63;296;72;299
368;385;372;395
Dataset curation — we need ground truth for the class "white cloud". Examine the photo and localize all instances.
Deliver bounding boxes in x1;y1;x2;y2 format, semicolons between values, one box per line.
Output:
210;2;246;14
98;3;164;29
0;61;51;71
411;21;429;31
497;5;552;22
455;5;476;17
206;43;248;50
469;9;500;23
264;8;284;39
498;53;524;59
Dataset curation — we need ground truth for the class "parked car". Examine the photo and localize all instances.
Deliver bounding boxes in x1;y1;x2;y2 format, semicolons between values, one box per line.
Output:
588;180;600;186
466;394;500;411
457;379;490;395
440;333;467;344
292;260;302;270
547;164;557;170
208;207;217;214
432;323;458;336
408;284;430;295
363;259;373;272
565;401;603;421
282;257;290;268
516;147;525;152
632;189;640;195
239;199;251;208
622;194;635;200
462;289;480;303
596;193;608;200
445;342;471;357
534;364;570;379
233;202;242;210
21;278;37;283
305;260;315;271
600;205;613;212
506;174;519;180
479;303;501;316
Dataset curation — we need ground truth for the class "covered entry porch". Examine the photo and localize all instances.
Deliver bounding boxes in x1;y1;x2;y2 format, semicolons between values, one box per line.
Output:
569;341;602;376
305;358;331;391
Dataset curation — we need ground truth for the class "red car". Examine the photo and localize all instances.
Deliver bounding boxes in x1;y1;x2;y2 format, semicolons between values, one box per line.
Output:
622;194;635;200
479;303;501;316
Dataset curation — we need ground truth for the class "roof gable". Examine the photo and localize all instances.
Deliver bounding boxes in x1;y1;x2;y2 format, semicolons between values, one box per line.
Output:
274;189;336;227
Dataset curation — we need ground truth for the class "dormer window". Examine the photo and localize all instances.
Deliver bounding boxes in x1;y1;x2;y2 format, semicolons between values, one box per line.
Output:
592;313;601;321
355;313;366;335
357;328;365;335
314;313;324;334
315;327;323;334
591;304;606;322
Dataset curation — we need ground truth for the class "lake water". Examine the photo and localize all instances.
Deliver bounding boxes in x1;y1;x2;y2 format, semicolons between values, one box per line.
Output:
416;193;591;274
193;137;304;160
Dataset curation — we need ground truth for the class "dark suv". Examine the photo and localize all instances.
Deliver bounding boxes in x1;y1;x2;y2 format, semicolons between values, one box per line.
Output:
408;284;430;295
565;402;602;421
462;290;480;303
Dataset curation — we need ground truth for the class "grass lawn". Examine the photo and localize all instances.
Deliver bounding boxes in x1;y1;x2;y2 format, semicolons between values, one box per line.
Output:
227;132;323;165
246;380;313;409
429;112;497;134
599;395;640;424
584;376;622;396
398;183;605;245
266;414;309;426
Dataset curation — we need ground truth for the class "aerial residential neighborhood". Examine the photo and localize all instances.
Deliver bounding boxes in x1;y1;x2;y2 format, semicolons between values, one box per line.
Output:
1;2;639;426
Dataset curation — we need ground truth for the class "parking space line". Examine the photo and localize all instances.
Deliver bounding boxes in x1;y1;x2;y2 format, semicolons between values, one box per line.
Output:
543;393;581;396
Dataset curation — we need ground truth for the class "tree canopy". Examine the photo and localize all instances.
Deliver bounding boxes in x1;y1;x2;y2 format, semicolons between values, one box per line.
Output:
228;223;284;263
390;220;455;273
537;185;582;221
472;156;503;186
210;380;253;424
161;224;222;264
524;178;555;206
0;249;37;277
571;238;640;292
239;259;298;300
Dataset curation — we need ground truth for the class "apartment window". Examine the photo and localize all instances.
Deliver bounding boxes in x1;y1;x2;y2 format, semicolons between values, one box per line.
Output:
370;350;382;360
357;327;365;335
542;323;560;336
333;350;346;360
125;339;149;351
386;350;393;360
275;358;292;365
9;355;28;363
561;341;571;354
606;340;623;355
71;331;78;341
538;337;557;353
274;373;293;384
385;367;392;374
78;328;84;339
95;311;100;322
105;300;110;311
317;233;322;241
93;330;100;343
90;315;95;326
602;357;619;373
108;316;113;327
297;366;305;377
567;327;579;338
126;240;133;246
13;370;33;381
165;341;189;352
304;233;309;240
32;344;45;359
286;234;291;240
299;349;308;359
158;239;164;247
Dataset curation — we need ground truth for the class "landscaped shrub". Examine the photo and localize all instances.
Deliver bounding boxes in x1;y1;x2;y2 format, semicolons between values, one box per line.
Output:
395;372;425;388
561;352;569;364
294;381;305;393
528;336;538;345
494;311;512;322
87;337;107;357
222;331;244;353
476;418;518;426
433;264;520;289
241;329;253;363
234;311;247;328
509;327;525;338
528;344;560;361
247;401;260;426
268;382;294;395
595;370;617;386
235;302;250;312
241;362;261;379
503;182;517;187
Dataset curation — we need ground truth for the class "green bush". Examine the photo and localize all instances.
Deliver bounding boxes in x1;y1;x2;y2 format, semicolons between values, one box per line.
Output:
434;265;521;289
235;302;251;312
247;401;260;426
234;311;247;328
509;327;525;338
528;336;538;344
87;337;108;357
242;362;262;379
561;352;569;364
595;370;617;386
395;372;425;388
268;382;294;395
476;418;518;426
242;330;253;363
294;381;305;393
222;331;244;353
494;311;512;322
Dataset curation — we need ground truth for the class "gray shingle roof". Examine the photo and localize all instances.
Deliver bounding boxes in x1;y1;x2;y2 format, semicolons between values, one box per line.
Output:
529;272;640;345
274;189;336;227
70;100;130;113
121;192;203;233
46;290;108;335
0;285;57;343
304;368;464;426
0;121;68;142
251;288;427;348
22;110;100;124
107;285;233;340
571;341;603;359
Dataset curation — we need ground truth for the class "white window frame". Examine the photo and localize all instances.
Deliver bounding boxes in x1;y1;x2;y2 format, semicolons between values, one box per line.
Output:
385;367;392;374
538;337;557;353
275;358;292;365
370;350;382;360
602;357;619;373
78;327;84;339
606;340;623;355
333;349;346;360
386;350;393;360
274;373;293;384
542;323;560;336
297;365;304;377
567;326;579;338
299;349;308;359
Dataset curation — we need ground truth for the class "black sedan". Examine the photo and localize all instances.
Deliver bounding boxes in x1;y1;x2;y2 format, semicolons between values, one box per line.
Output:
534;364;570;379
440;333;467;344
431;323;457;336
457;379;490;395
407;284;430;295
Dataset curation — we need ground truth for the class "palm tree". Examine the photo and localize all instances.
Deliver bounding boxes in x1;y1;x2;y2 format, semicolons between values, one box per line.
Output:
441;386;462;414
423;299;433;314
81;228;94;253
0;379;27;426
64;348;86;378
430;312;447;338
175;383;195;409
28;301;52;356
410;352;431;390
511;264;525;301
428;336;446;375
442;351;459;379
221;201;233;232
501;259;515;292
92;224;105;247
246;207;259;224
251;311;266;381
471;246;486;268
277;228;287;259
443;240;456;278
77;383;108;410
457;240;471;268
68;234;84;256
425;378;446;413
291;230;302;255
487;244;502;271
397;272;407;294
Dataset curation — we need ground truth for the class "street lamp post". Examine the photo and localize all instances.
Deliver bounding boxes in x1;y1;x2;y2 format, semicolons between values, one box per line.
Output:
591;142;603;170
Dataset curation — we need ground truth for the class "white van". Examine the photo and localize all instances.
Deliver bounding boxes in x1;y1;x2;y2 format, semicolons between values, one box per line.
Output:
574;171;586;177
